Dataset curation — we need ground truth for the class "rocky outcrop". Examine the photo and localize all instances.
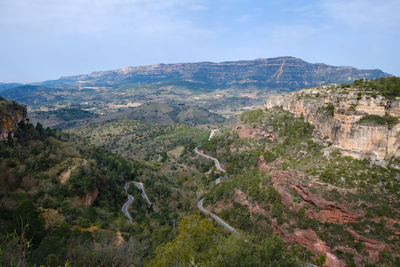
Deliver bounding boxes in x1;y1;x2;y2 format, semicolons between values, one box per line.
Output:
266;87;400;160
288;229;345;267
256;156;391;266
291;184;359;224
235;125;274;140
81;188;99;206
0;97;27;141
233;188;346;267
259;158;361;224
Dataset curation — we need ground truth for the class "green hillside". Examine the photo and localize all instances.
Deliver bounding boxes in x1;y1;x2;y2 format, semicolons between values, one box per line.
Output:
68;120;210;161
346;77;400;99
0;111;307;266
1;94;399;266
197;107;400;266
0;120;201;266
109;102;226;126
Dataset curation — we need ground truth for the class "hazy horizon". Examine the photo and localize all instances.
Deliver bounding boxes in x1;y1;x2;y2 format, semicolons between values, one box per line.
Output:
1;0;399;83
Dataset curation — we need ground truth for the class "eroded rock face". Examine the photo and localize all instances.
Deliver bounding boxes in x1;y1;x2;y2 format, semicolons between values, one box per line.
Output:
81;188;99;206
291;184;359;224
235;125;274;140
233;188;346;267
266;88;400;160
0;98;27;141
254;157;391;266
289;229;345;267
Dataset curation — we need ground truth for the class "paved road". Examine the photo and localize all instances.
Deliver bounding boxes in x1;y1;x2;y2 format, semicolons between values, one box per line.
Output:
198;198;238;234
208;129;218;141
122;181;152;222
133;181;152;208
194;147;226;173
123;128;234;233
122;182;134;223
195;137;237;234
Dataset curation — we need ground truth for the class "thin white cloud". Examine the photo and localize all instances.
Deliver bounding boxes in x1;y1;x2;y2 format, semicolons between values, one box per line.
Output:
320;0;400;31
0;0;210;36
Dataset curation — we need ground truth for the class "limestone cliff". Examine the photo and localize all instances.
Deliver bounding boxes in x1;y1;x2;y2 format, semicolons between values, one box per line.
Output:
266;86;400;161
0;97;27;141
39;56;390;91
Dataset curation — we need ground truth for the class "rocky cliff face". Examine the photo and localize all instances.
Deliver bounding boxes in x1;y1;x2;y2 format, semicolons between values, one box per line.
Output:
0;97;27;141
39;56;391;91
266;86;400;161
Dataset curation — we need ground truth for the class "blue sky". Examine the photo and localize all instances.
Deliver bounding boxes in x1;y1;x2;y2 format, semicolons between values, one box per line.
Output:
0;0;399;83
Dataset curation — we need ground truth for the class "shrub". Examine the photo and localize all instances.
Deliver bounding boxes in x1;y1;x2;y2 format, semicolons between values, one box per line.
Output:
317;103;334;117
264;150;277;163
350;77;400;99
357;114;398;129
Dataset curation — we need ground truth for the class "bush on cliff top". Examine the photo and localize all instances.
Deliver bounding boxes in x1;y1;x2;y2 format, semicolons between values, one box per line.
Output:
0;97;25;114
357;114;398;129
349;77;400;99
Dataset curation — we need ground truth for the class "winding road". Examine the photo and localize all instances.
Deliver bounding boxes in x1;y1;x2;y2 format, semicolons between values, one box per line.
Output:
133;181;152;208
198;198;238;234
122;181;152;223
122;128;236;234
195;129;238;234
122;182;134;223
194;147;226;173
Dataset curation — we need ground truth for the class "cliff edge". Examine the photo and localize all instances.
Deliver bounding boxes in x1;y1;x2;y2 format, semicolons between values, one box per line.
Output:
266;78;400;161
0;97;27;141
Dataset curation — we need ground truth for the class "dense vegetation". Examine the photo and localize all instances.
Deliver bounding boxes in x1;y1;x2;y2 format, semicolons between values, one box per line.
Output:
199;107;400;266
357;114;399;129
2;95;399;266
29;108;98;128
345;77;400;99
0;121;201;266
68;120;210;161
149;215;306;267
28;102;226;130
0;116;309;266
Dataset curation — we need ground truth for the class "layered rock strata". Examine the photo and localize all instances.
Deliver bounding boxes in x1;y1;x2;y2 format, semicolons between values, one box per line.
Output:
266;87;400;160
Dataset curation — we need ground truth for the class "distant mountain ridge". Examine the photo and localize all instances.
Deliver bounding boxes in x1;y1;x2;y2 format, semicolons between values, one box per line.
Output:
0;57;393;113
0;82;24;91
0;85;68;106
37;56;392;91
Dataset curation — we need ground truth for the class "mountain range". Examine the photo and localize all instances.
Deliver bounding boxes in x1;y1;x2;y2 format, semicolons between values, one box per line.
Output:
37;56;391;90
0;56;393;116
1;64;399;266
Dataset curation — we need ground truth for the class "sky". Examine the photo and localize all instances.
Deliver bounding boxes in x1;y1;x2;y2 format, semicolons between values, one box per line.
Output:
0;0;399;83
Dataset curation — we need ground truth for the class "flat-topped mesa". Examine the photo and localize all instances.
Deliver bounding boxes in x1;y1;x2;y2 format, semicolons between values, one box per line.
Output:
0;97;27;141
266;79;400;161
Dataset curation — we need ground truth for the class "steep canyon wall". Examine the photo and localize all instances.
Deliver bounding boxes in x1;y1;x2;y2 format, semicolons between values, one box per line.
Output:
266;88;400;161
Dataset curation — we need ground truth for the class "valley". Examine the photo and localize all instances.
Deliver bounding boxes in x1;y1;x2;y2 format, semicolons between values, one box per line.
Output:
0;57;391;120
2;0;400;264
0;72;399;266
